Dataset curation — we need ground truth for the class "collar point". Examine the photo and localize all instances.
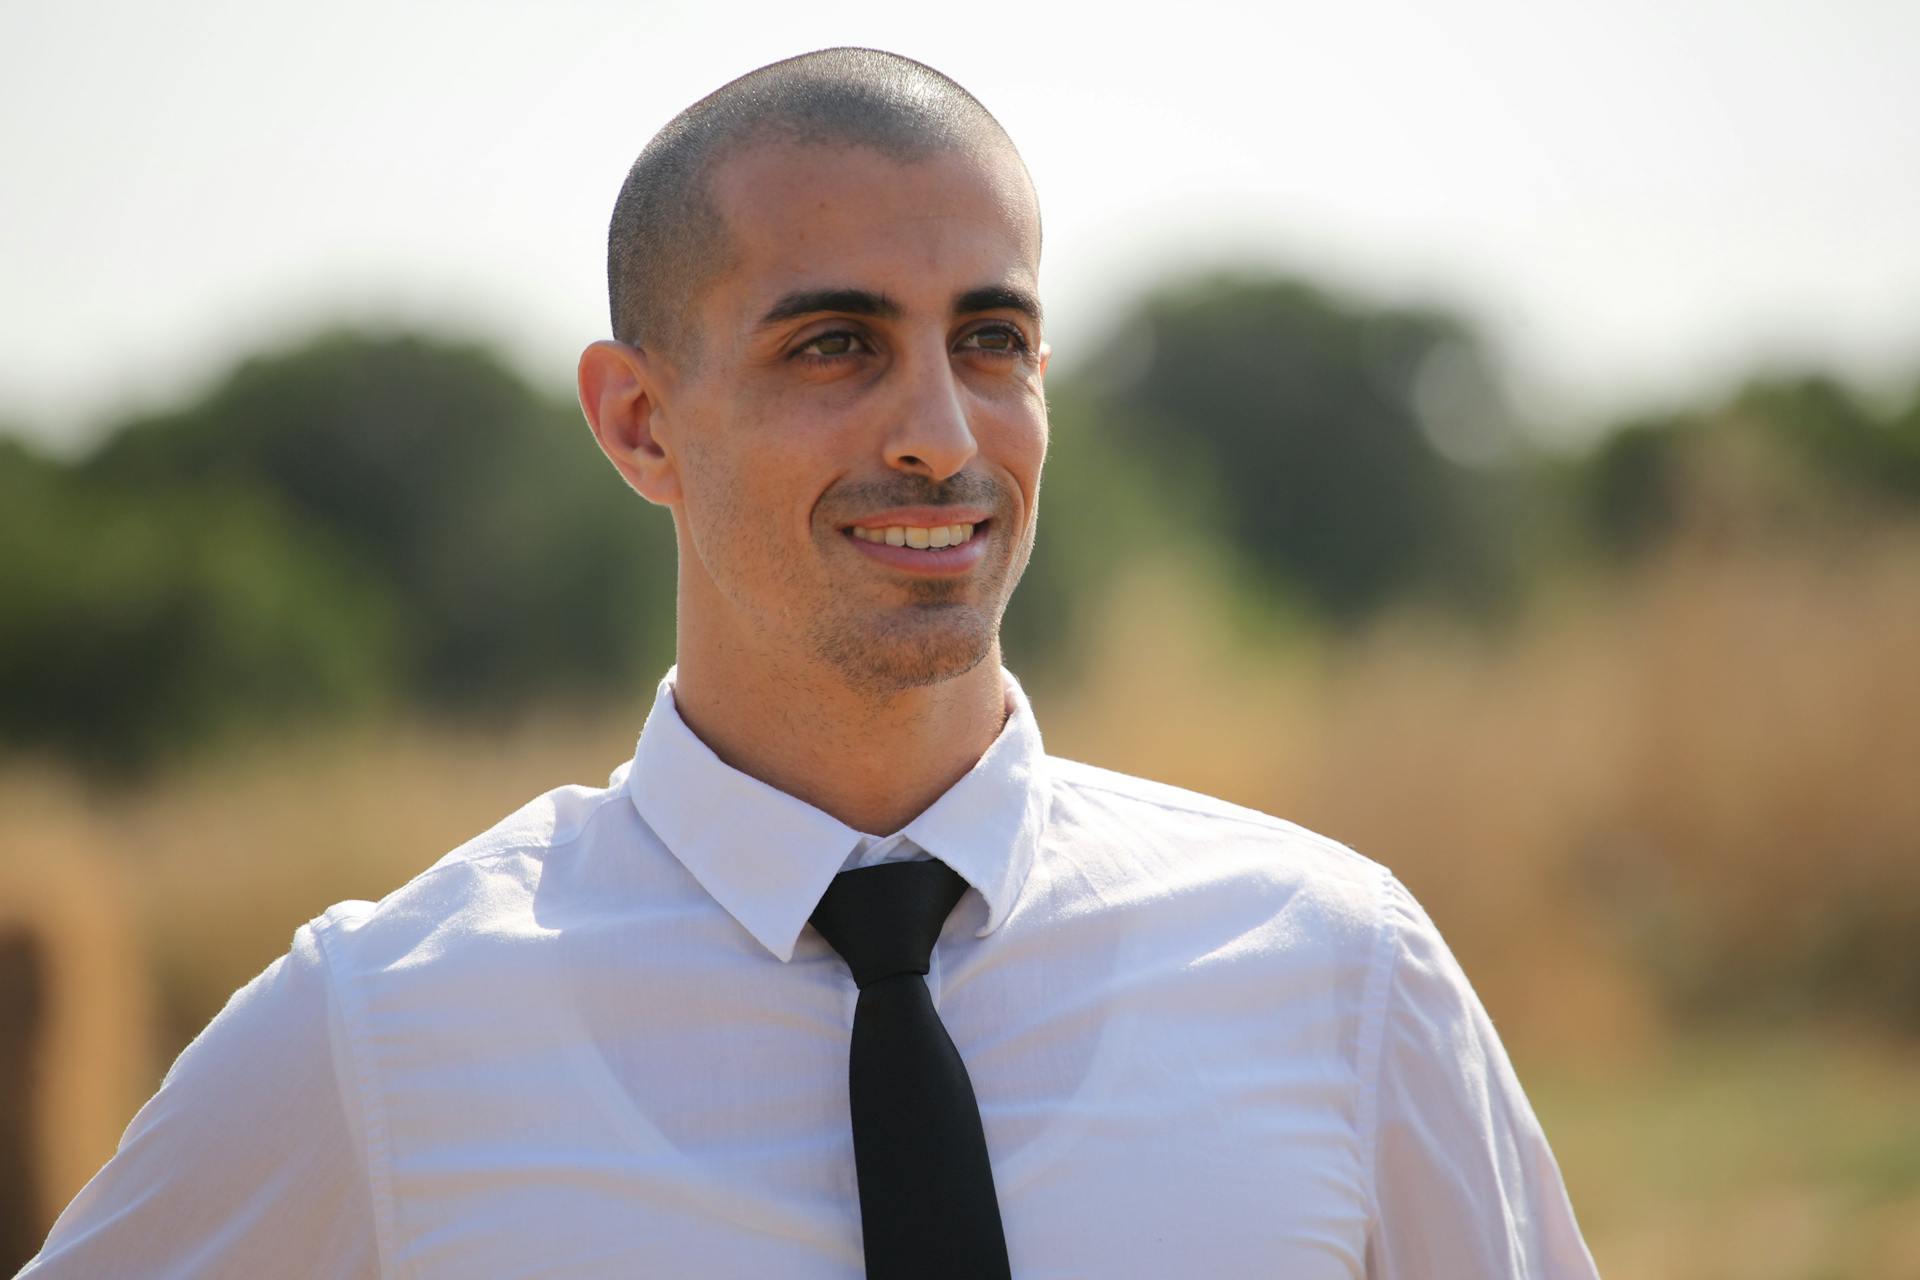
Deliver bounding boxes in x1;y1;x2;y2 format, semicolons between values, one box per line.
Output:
975;903;1010;939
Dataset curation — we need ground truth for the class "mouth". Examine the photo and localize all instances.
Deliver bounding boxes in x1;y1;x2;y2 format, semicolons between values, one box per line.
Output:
839;513;993;576
847;519;983;550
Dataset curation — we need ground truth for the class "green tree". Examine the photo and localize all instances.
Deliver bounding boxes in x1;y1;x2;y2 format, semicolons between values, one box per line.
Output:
1071;273;1516;621
86;331;676;712
0;443;397;769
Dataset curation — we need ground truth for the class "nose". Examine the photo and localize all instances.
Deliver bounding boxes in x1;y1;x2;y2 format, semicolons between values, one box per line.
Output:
883;341;978;483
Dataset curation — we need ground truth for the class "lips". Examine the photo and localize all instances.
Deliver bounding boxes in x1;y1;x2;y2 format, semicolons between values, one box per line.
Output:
842;518;991;576
849;521;978;549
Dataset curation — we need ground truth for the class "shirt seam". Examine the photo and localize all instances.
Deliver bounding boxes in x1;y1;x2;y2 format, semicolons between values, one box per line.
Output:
311;912;403;1280
1355;862;1401;1254
287;785;628;1279
1055;769;1373;857
388;786;630;896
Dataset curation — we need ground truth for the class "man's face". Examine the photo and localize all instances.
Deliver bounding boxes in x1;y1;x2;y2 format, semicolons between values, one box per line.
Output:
656;140;1048;695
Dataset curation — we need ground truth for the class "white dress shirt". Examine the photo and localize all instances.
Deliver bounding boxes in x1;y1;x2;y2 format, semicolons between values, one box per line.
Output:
24;669;1599;1278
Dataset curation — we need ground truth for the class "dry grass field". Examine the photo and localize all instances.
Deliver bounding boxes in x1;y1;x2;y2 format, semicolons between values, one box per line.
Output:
5;531;1919;1276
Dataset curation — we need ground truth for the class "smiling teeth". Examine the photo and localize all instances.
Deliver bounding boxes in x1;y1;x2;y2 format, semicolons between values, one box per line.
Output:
851;522;977;548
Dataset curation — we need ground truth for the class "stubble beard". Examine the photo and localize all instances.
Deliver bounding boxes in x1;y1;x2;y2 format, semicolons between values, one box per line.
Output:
809;575;1003;697
806;472;1025;697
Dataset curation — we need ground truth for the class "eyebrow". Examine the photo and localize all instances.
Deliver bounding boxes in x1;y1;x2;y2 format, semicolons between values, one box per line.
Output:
757;288;902;328
754;284;1044;330
955;285;1043;326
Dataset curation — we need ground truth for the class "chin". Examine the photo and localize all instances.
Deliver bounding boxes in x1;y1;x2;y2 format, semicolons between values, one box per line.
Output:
812;604;997;696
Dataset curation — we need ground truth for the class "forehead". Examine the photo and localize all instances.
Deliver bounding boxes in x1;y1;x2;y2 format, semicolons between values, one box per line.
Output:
702;140;1041;324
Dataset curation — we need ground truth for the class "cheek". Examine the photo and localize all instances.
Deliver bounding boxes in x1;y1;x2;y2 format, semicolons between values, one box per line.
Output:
994;394;1049;508
676;429;733;523
672;422;760;578
1024;410;1050;482
679;402;831;553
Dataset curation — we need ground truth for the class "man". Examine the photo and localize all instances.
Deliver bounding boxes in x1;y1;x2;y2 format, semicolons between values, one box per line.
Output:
23;49;1599;1278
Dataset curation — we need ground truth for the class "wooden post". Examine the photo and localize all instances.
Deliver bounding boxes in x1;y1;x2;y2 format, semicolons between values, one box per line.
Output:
0;927;46;1268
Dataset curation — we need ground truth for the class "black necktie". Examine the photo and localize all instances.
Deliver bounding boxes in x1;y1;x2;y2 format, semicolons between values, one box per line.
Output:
809;860;1012;1280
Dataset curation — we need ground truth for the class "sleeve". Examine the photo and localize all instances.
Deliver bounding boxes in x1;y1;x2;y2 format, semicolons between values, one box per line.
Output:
18;921;381;1279
1363;874;1601;1279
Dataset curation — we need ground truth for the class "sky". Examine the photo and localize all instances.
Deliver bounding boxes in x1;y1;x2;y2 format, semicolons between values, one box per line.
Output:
4;0;1919;453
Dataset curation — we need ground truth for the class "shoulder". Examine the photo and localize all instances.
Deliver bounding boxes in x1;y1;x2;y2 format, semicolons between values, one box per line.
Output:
24;911;381;1275
1045;754;1389;893
1038;754;1397;956
420;767;638;884
307;769;642;981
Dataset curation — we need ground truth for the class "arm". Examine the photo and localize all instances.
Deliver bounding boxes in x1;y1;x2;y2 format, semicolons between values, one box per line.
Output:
20;922;380;1279
1364;875;1600;1279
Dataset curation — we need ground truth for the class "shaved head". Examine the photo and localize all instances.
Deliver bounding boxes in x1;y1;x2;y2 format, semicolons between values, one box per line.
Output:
606;48;1035;362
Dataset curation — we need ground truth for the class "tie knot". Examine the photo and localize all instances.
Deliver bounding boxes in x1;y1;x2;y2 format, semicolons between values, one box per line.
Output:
809;860;970;989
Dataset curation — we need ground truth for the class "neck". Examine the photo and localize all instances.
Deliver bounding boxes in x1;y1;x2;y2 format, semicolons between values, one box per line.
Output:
670;631;1010;837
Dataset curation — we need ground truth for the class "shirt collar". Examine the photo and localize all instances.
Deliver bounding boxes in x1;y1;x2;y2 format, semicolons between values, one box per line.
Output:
626;667;1049;962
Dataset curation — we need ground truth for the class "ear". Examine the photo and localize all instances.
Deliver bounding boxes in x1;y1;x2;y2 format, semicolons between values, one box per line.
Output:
1037;341;1051;380
578;339;682;506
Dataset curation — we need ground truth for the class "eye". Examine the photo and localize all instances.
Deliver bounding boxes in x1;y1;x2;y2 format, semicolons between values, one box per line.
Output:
958;323;1031;357
794;329;869;361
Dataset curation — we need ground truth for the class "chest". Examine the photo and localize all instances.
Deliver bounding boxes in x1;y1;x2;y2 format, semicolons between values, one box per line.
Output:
367;937;1372;1278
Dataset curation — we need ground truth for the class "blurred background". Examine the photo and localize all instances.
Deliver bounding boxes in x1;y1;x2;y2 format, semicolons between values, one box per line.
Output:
4;1;1919;1274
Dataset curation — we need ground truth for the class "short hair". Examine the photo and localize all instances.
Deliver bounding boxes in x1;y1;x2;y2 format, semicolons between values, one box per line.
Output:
606;48;1032;360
